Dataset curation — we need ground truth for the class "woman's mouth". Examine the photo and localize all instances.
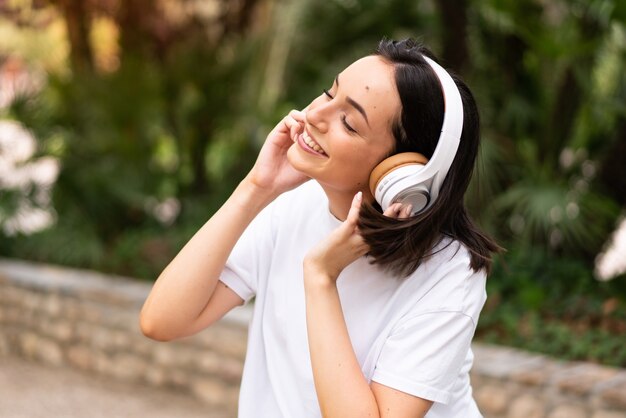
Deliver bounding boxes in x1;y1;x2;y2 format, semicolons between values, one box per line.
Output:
297;129;328;157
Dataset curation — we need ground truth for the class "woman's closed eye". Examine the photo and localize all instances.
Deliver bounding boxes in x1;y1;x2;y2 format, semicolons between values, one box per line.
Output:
322;89;357;134
340;115;356;133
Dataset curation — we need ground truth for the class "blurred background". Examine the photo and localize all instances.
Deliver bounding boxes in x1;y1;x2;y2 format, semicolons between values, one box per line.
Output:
0;0;625;368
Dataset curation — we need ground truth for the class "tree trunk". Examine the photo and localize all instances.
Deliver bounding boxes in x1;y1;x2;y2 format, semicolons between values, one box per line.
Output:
216;0;264;39
545;7;600;167
116;0;160;60
434;0;469;73
53;0;93;73
599;118;626;206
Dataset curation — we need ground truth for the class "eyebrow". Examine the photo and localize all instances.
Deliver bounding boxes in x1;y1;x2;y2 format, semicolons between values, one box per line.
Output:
335;75;370;127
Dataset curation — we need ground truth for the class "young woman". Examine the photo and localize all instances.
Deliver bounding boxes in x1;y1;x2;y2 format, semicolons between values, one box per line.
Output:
140;38;500;418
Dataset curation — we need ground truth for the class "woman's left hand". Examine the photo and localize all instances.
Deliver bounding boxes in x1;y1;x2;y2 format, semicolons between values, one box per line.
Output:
303;195;413;284
303;192;369;283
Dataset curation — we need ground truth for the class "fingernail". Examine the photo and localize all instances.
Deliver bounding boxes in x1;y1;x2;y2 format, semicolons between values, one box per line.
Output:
356;191;362;201
405;205;413;215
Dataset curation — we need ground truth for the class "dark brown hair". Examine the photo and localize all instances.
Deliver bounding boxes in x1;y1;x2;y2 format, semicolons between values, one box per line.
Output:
358;38;502;277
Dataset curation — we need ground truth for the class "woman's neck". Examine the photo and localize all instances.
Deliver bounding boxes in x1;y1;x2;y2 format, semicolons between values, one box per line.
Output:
320;184;372;222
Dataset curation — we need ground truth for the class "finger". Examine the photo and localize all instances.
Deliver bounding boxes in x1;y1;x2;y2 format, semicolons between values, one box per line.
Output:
284;120;303;143
289;109;306;121
345;191;363;227
383;202;403;218
280;110;304;129
288;110;306;134
285;114;305;141
398;204;413;219
290;122;301;142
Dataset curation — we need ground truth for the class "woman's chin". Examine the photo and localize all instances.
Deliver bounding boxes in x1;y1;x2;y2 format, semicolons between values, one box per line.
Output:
287;144;315;176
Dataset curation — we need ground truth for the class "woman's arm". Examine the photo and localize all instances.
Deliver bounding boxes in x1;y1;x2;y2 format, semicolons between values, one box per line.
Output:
140;110;309;341
140;180;272;341
303;194;433;417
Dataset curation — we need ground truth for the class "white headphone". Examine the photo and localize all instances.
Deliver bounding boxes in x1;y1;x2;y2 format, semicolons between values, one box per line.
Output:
368;55;464;216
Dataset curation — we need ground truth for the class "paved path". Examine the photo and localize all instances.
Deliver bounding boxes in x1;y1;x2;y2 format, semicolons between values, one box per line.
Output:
0;356;232;418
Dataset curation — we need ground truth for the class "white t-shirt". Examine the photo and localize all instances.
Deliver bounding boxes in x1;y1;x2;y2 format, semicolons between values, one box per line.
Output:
220;181;486;418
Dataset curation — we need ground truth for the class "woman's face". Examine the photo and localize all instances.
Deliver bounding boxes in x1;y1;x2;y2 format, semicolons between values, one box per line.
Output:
287;55;401;199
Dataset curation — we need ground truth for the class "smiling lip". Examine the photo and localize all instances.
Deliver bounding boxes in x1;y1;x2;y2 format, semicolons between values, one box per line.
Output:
296;128;328;157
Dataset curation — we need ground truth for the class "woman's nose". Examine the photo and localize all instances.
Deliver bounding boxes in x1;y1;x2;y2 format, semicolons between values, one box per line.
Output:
305;101;330;133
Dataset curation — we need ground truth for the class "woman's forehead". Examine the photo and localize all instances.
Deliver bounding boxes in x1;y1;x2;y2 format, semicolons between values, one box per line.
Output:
339;56;396;92
339;56;400;131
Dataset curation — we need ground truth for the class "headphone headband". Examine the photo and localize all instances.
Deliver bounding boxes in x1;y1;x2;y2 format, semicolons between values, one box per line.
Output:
417;55;463;208
370;55;464;214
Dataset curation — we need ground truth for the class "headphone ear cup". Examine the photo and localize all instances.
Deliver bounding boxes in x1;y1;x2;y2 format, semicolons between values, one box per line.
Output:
369;152;429;199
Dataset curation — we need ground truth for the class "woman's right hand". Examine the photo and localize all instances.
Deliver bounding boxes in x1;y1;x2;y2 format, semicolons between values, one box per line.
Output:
245;109;310;196
142;111;311;343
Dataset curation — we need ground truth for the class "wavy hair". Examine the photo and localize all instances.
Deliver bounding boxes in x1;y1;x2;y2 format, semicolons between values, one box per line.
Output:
358;38;502;277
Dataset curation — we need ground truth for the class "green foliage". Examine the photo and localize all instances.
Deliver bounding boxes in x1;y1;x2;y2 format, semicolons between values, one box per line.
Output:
478;246;626;366
2;19;264;276
0;188;21;223
493;168;619;256
6;213;105;268
464;0;625;259
1;0;625;366
287;0;436;106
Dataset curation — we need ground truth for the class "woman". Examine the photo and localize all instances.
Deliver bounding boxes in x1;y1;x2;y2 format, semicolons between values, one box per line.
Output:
140;38;500;417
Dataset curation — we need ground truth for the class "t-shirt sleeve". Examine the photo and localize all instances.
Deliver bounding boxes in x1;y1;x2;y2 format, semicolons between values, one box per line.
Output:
219;200;277;304
371;310;476;405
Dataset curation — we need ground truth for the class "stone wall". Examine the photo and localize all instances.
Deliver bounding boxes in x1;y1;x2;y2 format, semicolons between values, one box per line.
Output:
471;345;626;418
0;258;247;416
1;258;626;418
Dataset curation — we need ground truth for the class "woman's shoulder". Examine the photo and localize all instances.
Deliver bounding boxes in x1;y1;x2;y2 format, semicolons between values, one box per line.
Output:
419;237;473;274
405;238;487;323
